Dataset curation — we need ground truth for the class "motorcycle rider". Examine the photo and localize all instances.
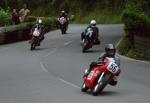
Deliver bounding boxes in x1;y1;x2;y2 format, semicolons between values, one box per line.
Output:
30;18;45;45
81;20;99;43
58;10;69;29
84;44;121;86
59;10;68;19
84;27;94;42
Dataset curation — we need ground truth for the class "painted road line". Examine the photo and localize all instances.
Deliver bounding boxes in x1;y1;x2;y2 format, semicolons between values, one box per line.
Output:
64;41;73;46
40;61;48;73
58;78;80;89
117;53;150;64
43;48;57;58
116;37;123;48
0;47;11;52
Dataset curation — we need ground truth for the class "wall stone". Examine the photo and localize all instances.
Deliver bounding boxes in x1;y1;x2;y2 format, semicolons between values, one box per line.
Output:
134;35;150;58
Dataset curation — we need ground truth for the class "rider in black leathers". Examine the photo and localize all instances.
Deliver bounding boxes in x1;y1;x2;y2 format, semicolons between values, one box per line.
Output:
81;20;99;43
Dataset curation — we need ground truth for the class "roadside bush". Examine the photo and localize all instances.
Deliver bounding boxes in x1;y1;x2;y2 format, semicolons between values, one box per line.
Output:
42;17;57;32
122;5;150;38
26;16;37;22
0;8;11;26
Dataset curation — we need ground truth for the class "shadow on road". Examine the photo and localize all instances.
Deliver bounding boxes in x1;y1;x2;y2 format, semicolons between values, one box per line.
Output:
32;47;47;51
81;90;119;96
82;49;100;53
98;91;120;96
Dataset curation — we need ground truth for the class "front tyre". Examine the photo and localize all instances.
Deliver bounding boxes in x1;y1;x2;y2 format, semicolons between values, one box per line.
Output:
92;83;101;96
81;83;88;92
31;43;36;50
92;82;106;96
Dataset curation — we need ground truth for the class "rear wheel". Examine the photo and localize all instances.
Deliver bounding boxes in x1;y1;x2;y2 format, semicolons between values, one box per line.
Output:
81;83;88;92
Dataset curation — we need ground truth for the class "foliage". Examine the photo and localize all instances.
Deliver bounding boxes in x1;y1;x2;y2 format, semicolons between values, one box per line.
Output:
122;4;150;38
0;8;11;26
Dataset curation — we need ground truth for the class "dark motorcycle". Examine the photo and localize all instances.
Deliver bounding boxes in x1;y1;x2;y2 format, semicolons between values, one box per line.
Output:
81;28;94;52
81;38;93;53
81;28;100;45
58;17;67;34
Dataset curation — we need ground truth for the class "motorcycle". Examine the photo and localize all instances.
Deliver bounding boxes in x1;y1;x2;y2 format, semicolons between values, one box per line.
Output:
81;29;100;45
81;28;94;52
58;17;67;34
81;57;120;96
81;38;93;53
30;28;41;50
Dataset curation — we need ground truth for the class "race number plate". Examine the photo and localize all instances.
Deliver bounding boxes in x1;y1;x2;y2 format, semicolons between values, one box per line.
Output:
107;62;119;74
87;71;94;80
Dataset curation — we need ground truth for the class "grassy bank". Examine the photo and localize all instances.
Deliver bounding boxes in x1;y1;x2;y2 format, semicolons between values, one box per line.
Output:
31;2;123;24
72;9;122;24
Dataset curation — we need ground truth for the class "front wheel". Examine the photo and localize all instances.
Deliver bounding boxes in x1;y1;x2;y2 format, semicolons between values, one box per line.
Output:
92;83;101;96
81;83;88;92
61;26;66;34
92;82;106;96
31;43;36;50
92;74;110;96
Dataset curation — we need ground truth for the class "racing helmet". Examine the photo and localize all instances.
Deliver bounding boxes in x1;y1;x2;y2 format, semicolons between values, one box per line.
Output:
38;19;42;24
90;20;96;27
61;10;65;13
105;44;116;57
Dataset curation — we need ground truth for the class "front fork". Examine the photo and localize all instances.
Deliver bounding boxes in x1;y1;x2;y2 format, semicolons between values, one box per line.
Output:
97;72;110;84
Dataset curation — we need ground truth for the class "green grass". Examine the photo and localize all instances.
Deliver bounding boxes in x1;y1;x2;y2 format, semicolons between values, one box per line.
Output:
32;7;123;24
72;10;122;24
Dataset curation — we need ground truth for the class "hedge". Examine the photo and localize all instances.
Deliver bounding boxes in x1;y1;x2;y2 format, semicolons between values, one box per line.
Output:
0;16;57;44
122;5;150;38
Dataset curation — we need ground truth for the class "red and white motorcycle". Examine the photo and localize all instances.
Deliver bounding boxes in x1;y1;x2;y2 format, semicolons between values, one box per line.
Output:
58;17;67;34
81;57;120;96
30;28;41;50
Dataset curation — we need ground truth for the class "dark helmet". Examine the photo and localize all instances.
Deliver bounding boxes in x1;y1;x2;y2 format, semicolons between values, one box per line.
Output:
105;44;116;57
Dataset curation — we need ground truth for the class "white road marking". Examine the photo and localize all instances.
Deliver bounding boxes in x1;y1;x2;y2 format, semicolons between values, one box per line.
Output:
117;53;150;63
116;37;123;48
64;41;73;46
40;60;80;89
43;48;57;57
40;61;48;72
58;78;80;89
0;47;11;52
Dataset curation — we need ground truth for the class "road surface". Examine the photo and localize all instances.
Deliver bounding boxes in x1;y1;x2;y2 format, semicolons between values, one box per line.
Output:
0;24;150;103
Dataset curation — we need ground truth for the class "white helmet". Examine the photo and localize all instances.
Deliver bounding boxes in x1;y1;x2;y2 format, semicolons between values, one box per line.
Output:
61;10;65;13
90;20;96;26
38;19;42;24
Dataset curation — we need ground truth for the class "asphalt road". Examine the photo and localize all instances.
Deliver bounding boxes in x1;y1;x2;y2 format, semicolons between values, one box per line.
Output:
0;24;150;103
